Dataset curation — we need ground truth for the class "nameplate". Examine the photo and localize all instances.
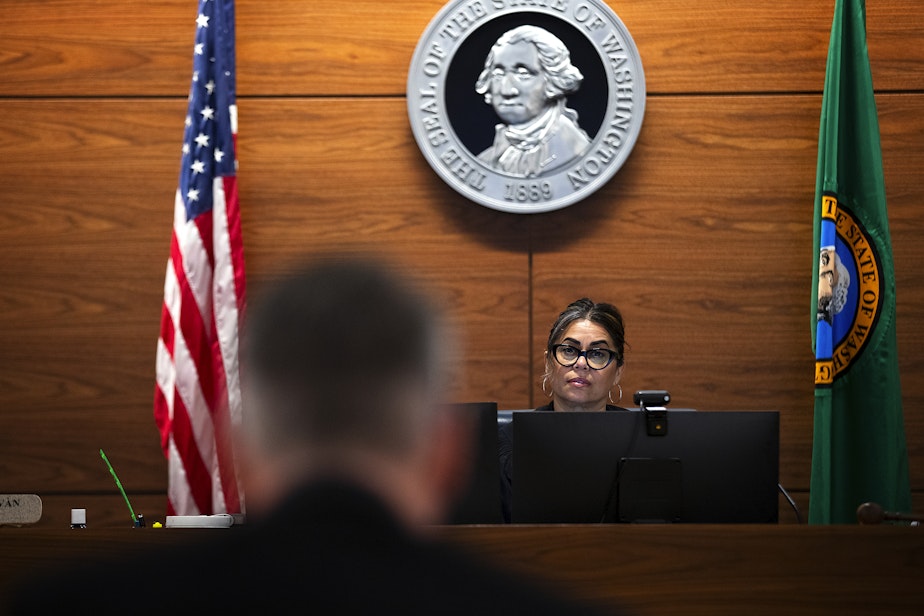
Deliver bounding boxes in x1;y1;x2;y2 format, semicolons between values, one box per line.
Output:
0;494;42;526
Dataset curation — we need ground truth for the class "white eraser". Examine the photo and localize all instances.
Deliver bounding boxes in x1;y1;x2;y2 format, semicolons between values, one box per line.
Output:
70;508;86;525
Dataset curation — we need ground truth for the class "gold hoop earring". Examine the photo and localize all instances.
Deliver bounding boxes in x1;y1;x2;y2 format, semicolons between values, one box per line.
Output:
541;375;552;398
608;384;623;405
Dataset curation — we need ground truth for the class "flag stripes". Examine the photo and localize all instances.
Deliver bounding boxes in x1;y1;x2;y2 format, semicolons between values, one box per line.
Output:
154;0;244;517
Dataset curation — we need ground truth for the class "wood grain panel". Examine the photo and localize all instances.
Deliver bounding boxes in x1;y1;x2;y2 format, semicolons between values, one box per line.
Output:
530;93;924;492
0;0;922;512
616;0;924;93
2;1;922;96
0;0;192;96
0;97;531;494
237;97;534;411
2;92;923;500
3;526;923;615
880;93;924;493
440;525;924;615
0;100;184;493
529;94;822;482
240;0;924;95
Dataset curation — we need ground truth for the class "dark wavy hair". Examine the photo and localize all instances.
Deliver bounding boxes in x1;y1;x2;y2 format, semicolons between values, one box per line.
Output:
545;298;627;368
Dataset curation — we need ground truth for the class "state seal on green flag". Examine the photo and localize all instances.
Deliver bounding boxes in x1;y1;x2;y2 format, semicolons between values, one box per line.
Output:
809;0;911;525
814;194;883;387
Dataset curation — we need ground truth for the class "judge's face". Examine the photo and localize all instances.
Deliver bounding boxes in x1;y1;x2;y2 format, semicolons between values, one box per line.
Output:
487;40;551;126
546;319;623;412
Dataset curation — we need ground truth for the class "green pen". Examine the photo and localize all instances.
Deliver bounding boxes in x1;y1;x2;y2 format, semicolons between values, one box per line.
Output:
99;449;139;526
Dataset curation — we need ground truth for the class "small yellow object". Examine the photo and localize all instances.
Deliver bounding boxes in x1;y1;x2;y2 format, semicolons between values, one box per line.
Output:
152;521;163;528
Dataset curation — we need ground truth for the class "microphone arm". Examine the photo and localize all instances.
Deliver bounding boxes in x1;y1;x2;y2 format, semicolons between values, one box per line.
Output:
856;501;924;525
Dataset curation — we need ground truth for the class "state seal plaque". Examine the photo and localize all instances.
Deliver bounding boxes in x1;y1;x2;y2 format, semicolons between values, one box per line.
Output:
407;0;646;214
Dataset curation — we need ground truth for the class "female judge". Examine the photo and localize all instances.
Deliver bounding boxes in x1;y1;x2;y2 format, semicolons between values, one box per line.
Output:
499;298;628;521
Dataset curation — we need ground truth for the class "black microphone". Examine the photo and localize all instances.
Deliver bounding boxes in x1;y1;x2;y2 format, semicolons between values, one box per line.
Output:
634;390;670;436
856;501;924;525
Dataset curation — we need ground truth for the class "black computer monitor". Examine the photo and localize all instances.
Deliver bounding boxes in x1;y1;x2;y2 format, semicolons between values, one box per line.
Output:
511;410;779;523
445;402;505;524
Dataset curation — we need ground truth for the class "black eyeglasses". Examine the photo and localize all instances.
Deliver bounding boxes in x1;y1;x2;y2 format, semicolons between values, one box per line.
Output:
551;344;618;370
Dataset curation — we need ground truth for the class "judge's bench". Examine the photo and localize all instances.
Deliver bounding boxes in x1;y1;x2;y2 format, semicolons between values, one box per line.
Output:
1;523;921;615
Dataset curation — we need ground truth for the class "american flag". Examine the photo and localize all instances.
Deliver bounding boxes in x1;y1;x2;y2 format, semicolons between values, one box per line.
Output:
154;0;245;516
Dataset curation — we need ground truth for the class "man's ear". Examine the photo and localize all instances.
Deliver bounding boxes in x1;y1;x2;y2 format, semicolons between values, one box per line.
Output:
423;407;478;524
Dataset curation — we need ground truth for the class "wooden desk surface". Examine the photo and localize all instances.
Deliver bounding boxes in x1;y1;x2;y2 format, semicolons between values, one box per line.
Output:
440;524;924;615
1;524;922;615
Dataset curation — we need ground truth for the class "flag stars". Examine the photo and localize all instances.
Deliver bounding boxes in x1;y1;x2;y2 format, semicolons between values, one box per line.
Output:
176;0;234;221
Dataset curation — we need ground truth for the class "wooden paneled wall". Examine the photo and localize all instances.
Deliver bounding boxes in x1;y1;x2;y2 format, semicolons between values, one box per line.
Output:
1;0;922;526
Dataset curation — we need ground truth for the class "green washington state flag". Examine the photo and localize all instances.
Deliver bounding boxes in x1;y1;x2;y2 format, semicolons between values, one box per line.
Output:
810;0;911;524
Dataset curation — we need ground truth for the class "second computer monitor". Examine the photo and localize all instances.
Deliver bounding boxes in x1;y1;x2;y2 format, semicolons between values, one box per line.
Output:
511;410;779;523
